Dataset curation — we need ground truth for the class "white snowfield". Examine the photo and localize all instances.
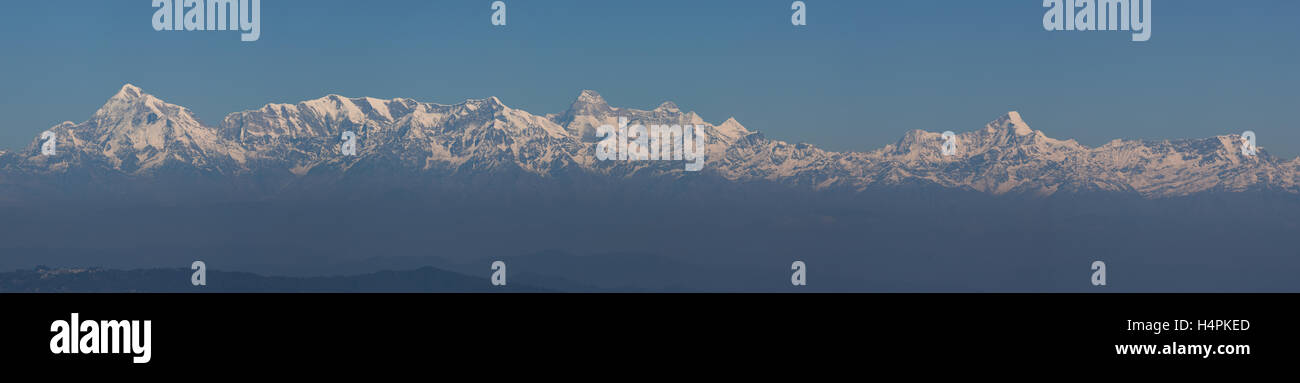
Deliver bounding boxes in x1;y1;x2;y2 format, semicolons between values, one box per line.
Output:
5;84;1296;198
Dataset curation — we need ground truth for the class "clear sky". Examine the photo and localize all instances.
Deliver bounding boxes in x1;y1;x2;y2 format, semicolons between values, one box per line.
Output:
1;0;1297;156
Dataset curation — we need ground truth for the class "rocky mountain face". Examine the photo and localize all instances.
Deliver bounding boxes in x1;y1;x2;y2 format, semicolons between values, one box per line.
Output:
1;84;1295;201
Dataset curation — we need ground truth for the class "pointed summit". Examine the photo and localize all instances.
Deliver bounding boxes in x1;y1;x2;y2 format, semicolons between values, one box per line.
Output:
114;84;144;99
655;101;679;112
87;84;203;143
466;95;506;109
106;84;156;105
22;84;230;174
712;117;751;142
95;84;176;120
984;111;1033;136
557;90;615;125
575;90;607;106
485;95;508;109
570;90;612;112
103;84;174;107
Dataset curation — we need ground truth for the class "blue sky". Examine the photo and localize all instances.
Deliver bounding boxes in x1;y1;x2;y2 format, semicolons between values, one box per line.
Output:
1;0;1297;156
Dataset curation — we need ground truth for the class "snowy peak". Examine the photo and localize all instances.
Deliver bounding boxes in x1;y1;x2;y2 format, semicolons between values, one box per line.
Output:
712;117;751;142
94;84;184;119
883;112;1050;159
86;84;207;141
885;129;944;155
554;90;709;141
296;94;391;123
466;95;507;112
654;101;679;113
26;84;238;174
233;94;427;142
112;83;145;101
576;90;607;106
562;90;614;120
984;111;1034;136
100;84;170;109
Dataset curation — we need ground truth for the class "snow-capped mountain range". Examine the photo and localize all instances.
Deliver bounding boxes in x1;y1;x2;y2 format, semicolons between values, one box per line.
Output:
2;84;1296;199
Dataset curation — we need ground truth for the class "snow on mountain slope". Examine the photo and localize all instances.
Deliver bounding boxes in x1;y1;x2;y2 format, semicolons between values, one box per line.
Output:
4;85;1296;199
222;93;584;177
14;84;248;175
858;112;1129;195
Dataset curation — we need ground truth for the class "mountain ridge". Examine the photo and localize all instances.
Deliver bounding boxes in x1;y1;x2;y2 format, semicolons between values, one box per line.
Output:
1;84;1294;199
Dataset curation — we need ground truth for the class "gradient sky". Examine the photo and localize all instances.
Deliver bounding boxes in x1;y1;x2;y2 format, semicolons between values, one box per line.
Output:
1;0;1297;156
